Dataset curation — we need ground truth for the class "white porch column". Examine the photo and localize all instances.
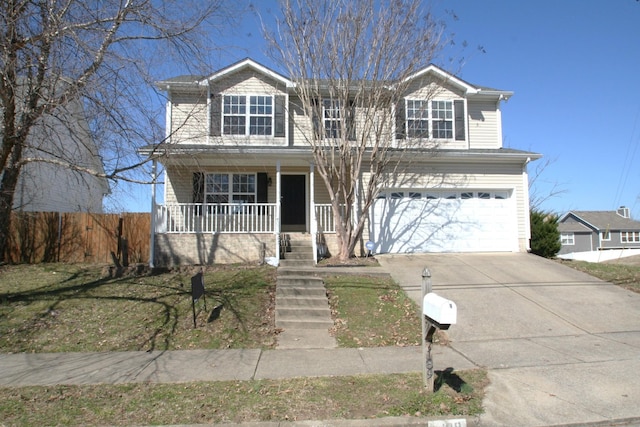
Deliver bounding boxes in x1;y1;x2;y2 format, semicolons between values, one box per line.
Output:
149;159;157;268
275;160;281;266
310;162;317;263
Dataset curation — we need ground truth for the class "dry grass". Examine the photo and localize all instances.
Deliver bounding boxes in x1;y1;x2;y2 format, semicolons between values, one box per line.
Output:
0;370;487;425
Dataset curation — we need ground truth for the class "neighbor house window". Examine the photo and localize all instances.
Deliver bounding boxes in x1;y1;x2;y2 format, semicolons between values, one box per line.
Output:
621;231;640;243
222;95;273;136
601;231;611;241
560;233;575;245
206;173;256;203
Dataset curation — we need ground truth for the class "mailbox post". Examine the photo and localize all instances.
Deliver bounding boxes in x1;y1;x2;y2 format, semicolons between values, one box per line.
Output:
421;273;457;392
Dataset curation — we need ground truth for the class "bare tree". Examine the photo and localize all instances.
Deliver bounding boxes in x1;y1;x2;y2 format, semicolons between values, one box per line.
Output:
0;0;239;262
528;157;567;212
266;0;451;261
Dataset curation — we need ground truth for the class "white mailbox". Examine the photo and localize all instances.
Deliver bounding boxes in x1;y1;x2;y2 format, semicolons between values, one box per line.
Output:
422;292;457;327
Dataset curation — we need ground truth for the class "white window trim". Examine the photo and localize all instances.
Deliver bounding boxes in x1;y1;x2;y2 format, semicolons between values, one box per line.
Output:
322;99;343;139
621;231;640;243
405;98;457;140
205;172;257;204
222;94;274;137
561;232;575;245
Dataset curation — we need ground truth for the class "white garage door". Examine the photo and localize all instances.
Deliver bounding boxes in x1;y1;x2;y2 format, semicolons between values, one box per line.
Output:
370;189;517;253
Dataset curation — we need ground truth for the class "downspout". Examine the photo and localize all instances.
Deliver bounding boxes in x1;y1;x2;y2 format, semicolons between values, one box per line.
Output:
523;157;532;252
149;159;157;268
310;162;317;263
275;160;281;267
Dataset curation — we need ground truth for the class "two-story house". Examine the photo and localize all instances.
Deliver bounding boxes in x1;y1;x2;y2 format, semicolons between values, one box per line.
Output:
9;96;109;213
142;58;540;266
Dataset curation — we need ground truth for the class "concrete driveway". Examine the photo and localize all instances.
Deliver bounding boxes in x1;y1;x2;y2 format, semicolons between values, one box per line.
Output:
377;252;640;427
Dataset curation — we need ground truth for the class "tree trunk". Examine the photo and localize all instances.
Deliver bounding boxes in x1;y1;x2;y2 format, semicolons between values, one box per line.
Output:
0;164;21;263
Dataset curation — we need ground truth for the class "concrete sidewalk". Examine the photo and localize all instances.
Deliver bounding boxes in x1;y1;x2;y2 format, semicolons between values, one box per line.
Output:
0;346;474;387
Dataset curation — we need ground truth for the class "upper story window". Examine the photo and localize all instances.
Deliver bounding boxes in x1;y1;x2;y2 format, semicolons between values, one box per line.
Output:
431;100;453;139
397;98;466;141
211;94;286;138
312;98;355;141
406;100;429;138
323;99;342;138
222;95;272;136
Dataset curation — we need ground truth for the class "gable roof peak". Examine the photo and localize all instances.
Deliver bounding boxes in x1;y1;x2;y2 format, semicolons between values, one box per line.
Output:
403;64;513;100
202;57;296;88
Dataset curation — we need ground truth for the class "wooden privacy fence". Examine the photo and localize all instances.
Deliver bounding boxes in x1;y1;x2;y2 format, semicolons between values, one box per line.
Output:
7;212;150;264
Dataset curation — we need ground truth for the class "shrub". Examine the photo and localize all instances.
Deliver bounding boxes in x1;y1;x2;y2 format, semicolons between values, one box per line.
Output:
530;209;561;258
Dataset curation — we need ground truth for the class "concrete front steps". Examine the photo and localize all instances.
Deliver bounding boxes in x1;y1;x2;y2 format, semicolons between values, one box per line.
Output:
276;233;337;349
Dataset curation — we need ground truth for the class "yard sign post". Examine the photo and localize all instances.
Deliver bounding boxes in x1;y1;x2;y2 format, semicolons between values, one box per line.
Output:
191;271;207;329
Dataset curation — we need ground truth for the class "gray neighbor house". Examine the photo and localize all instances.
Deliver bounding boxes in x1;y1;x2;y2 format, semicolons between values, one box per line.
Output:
558;206;640;255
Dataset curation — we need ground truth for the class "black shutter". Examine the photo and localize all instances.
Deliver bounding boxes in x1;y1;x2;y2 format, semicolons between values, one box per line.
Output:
274;95;286;137
395;100;406;140
312;98;322;139
193;172;204;203
346;100;356;141
257;173;268;203
454;100;465;141
210;94;222;136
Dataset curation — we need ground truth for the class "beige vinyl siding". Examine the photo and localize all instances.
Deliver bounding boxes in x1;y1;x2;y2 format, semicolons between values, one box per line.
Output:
170;92;208;145
468;100;501;149
290;95;313;147
404;80;461;99
211;70;287;94
209;70;289;146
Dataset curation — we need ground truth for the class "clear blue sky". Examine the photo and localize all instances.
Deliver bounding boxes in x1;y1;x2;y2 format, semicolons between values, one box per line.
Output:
117;0;640;219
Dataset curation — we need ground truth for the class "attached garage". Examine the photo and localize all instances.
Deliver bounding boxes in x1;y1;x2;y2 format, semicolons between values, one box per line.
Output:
370;189;518;253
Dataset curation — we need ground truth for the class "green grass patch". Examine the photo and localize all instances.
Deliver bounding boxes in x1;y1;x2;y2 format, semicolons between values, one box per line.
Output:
325;275;422;347
0;370;487;425
557;259;640;293
0;264;278;352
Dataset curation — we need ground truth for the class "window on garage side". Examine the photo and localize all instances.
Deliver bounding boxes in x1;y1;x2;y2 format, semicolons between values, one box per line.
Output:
406;100;429;138
431;100;453;139
601;231;611;241
560;233;575;245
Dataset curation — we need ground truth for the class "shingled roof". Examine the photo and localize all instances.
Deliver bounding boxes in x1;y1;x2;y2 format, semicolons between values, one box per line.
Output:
560;209;640;232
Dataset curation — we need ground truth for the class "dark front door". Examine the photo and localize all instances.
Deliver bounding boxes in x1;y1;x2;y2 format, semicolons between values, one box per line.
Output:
281;174;306;231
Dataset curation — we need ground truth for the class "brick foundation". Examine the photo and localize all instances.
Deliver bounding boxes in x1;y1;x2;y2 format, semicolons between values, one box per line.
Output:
154;233;277;267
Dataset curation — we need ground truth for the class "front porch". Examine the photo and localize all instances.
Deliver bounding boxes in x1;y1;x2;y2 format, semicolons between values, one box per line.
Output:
151;202;341;266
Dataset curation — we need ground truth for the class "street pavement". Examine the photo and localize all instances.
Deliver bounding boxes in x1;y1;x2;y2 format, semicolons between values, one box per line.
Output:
1;253;639;427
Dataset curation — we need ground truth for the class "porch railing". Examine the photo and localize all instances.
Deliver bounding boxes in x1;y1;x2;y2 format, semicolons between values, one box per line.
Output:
315;203;347;233
155;203;277;233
